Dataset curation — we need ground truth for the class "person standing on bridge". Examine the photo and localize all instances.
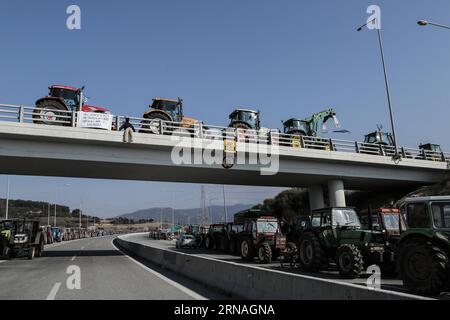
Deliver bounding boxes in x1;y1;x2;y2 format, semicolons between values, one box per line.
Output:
119;116;135;143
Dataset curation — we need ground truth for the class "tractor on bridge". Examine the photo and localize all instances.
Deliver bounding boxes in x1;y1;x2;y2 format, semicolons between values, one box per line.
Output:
33;85;111;126
282;109;342;148
297;207;386;279
364;128;394;146
417;143;445;161
140;97;200;135
282;109;341;138
397;196;450;295
227;108;278;143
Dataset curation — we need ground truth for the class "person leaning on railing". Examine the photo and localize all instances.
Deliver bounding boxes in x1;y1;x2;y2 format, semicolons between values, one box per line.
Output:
119;116;136;143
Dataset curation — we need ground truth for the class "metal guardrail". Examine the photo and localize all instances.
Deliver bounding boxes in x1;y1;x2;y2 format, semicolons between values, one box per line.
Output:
1;103;449;164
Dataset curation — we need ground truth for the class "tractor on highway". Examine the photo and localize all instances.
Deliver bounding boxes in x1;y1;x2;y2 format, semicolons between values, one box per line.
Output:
214;222;245;255
0;220;14;258
140;97;201;135
186;224;209;248
357;207;404;275
297;207;386;278
33;85;111;126
0;219;45;260
397;196;450;295
234;209;287;264
204;224;228;250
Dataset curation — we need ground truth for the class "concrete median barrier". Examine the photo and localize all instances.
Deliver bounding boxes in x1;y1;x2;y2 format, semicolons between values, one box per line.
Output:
115;235;427;300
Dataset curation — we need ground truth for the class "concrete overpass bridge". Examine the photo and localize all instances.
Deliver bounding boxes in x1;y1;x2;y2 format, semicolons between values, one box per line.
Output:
0;104;448;209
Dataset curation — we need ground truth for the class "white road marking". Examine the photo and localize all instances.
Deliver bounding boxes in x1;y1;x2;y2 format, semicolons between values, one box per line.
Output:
111;239;207;300
71;256;76;261
46;282;62;300
0;260;6;264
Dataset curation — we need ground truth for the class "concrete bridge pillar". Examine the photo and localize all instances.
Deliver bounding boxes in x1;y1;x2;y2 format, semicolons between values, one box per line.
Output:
308;185;325;210
328;179;346;207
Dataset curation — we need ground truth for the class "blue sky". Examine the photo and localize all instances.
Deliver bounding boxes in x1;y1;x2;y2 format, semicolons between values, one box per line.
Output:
1;1;449;217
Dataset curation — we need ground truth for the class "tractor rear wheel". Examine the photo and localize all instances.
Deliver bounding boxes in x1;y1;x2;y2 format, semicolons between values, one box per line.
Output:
240;239;255;261
140;112;172;134
336;245;364;279
0;236;9;258
205;235;212;249
258;242;272;264
298;232;326;272
33;100;69;126
399;240;448;295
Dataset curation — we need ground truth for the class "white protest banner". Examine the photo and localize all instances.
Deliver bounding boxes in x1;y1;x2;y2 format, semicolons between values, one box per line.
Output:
77;112;113;130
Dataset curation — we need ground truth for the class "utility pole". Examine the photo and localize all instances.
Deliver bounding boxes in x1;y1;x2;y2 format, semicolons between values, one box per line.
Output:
171;193;175;227
222;185;228;223
47;202;50;226
5;176;10;220
54;203;57;227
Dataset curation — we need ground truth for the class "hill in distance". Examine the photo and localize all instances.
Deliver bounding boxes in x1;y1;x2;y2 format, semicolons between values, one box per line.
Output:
119;204;253;224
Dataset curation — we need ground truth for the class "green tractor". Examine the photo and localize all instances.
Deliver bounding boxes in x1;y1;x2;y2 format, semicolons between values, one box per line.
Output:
282;109;341;137
0;220;14;258
397;196;450;295
282;109;344;149
297;207;386;278
0;219;45;260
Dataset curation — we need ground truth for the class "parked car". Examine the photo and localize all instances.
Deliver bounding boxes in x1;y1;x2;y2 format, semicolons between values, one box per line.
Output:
176;235;197;249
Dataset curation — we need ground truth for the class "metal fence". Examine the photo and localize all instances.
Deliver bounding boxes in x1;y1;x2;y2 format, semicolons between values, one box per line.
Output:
1;103;450;163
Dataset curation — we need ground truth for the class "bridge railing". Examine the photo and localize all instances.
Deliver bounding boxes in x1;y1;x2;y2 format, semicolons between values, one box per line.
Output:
0;103;449;164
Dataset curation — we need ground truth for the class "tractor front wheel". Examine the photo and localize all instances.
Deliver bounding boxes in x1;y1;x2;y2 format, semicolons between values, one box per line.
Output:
258;242;272;264
240;239;255;261
298;232;326;272
336;245;364;279
399;240;448;295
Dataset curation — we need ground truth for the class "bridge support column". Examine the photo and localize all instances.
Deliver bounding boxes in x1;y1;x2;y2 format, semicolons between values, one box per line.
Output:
328;180;346;207
308;185;325;210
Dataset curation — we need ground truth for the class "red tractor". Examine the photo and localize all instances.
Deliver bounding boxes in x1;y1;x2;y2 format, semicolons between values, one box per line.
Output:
33;85;111;125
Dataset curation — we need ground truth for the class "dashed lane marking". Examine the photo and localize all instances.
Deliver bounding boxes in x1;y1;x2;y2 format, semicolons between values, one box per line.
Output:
46;282;62;300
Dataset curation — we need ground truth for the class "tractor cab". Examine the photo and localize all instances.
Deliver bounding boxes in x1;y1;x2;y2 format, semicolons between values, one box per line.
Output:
419;143;442;153
149;98;183;123
228;109;261;130
364;130;394;146
283;118;310;136
48;85;81;111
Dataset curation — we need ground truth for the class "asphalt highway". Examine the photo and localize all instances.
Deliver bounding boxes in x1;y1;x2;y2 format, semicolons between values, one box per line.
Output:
0;235;227;300
125;233;450;300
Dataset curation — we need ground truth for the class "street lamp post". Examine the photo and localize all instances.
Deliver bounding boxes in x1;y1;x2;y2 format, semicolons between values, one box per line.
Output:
418;20;450;30
357;18;400;160
5;176;10;220
222;185;228;223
